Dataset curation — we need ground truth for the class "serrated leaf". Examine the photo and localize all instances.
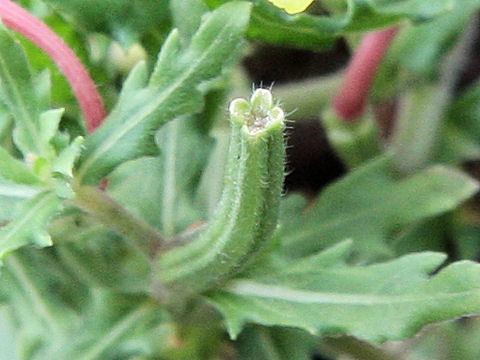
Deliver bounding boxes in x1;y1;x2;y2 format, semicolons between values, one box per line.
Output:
0;191;61;259
206;0;456;49
51;136;83;180
77;2;251;184
280;156;479;260
208;241;480;343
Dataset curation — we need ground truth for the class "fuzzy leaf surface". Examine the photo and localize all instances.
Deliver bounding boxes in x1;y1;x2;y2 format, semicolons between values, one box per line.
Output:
77;2;251;184
208;241;480;343
1;250;167;359
279;156;479;260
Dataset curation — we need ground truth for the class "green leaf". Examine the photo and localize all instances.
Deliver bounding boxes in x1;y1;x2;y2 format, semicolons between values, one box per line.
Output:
3;253;167;359
0;26;43;156
0;191;61;259
437;81;480;163
280;156;479;260
374;2;479;100
208;241;480;343
170;0;208;41
77;2;251;184
41;0;171;46
108;116;213;235
54;215;152;293
0;147;41;185
236;326;316;360
0;179;41;222
52;296;165;360
0;307;17;360
206;0;456;49
39;108;64;146
51;136;83;180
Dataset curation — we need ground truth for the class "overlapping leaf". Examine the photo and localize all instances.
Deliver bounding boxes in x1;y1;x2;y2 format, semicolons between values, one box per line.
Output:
41;0;171;46
109;117;213;235
2;249;167;359
205;0;457;49
374;0;480;100
279;156;479;260
77;2;251;184
208;241;480;343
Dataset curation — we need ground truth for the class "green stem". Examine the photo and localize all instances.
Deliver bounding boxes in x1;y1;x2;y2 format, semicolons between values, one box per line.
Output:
72;185;165;259
161;120;179;238
272;73;343;119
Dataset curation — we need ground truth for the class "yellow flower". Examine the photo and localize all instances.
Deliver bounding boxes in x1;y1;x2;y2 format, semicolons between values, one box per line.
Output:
267;0;314;14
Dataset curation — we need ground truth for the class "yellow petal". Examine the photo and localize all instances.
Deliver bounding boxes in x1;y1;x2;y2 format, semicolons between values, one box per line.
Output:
267;0;314;14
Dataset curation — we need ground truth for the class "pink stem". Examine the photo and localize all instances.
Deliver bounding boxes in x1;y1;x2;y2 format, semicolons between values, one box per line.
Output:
333;27;398;122
0;0;106;132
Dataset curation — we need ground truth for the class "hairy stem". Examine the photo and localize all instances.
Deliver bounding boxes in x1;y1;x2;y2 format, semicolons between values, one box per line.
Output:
333;27;398;121
0;0;106;132
154;89;286;304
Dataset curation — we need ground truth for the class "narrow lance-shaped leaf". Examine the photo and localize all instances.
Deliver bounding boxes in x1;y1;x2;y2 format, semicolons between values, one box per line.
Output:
0;147;41;185
0;25;42;156
154;89;286;303
76;2;251;185
208;240;480;343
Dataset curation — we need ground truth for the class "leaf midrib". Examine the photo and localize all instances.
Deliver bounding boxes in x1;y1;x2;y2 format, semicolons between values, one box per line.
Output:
226;280;480;305
78;18;233;183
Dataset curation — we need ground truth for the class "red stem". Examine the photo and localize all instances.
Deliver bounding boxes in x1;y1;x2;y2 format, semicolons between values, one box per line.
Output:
333;27;398;122
0;0;106;132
